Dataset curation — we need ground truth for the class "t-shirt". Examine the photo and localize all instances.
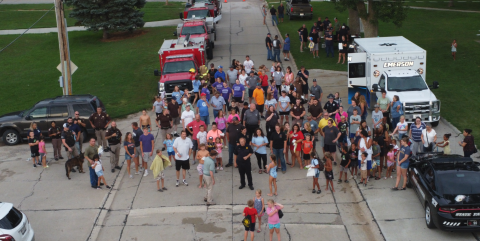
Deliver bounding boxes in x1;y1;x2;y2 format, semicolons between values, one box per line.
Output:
391;101;402;118
196;131;207;144
132;128;143;147
278;96;291;112
139;134;154;153
398;145;411;165
84;144;98;160
201;87;210;101
267;206;281;225
207;129;223;143
377;97;390;111
124;141;135;155
335;112;348;125
187;120;207;140
153;100;163;113
284;37;290;51
192;80;201;92
347;106;362;124
323;125;339;145
38;141;45;153
411;123;426;142
270;7;276;16
212;82;223;93
214;71;226;82
227;114;240;123
244;207;258;223
163;139;174;152
197;99;209;116
272;39;281;49
181;110;195;128
156;114;172;129
338;122;348;137
167;102;179;118
387;151;395;162
302;141;313;154
289;131;304;151
233;84;245;97
93;160;103;172
311;158;320;175
372;144;381;161
272;71;284;86
372;110;383;128
265;36;272;48
340;152;349;167
246;76;260;90
360;158;367;170
253;88;265;105
349;115;361;134
251;136;269;154
244;60;254;73
309;32;318;44
171;91;184;105
238;74;247;85
215;117;227;130
422;129;437;147
203;156;215;176
227;69;238;84
226;123;243;143
396;122;408;135
264;99;277;109
221;87;232;101
172;137;193;161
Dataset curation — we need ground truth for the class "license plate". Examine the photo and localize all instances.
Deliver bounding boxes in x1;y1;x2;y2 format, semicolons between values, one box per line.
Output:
468;220;478;226
19;223;26;235
300;13;304;16
413;114;421;119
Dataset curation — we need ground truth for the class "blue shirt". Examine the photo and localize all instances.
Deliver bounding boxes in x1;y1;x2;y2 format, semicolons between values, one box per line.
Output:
391;101;402;118
233;84;245;97
197;99;209;116
163;139;174;152
251;136;269;154
214;71;226;82
69;124;81;137
209;96;226;110
399;145;411;165
172;91;184;104
201;87;210;101
283;37;290;51
221;87;232;101
311;158;320;174
192;80;201;92
410;122;426;142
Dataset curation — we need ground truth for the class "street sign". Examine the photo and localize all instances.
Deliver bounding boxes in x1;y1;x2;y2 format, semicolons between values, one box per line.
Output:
56;61;78;74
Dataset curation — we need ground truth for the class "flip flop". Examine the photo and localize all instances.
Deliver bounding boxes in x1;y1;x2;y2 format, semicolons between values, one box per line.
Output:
391;187;399;191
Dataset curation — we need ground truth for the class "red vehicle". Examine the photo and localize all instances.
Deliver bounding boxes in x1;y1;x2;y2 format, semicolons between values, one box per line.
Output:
174;19;215;50
154;37;207;97
181;2;222;22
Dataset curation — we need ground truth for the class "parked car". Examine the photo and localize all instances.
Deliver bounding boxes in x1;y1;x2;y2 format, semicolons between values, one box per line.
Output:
0;95;105;146
0;202;34;241
285;0;313;20
407;153;480;231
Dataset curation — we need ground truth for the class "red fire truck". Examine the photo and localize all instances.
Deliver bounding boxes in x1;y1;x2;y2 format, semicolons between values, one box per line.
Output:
181;1;222;23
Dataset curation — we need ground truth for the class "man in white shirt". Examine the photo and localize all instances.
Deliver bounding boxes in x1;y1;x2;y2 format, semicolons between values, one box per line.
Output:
173;131;193;187
181;105;195;130
243;55;254;74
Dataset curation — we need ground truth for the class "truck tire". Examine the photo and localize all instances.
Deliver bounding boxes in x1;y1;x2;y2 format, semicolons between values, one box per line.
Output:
206;47;213;60
2;129;20;146
425;203;437;229
431;121;439;127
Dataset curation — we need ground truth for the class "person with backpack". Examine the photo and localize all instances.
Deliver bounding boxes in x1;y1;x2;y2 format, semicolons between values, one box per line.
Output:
266;199;284;241
61;123;78;159
272;35;282;63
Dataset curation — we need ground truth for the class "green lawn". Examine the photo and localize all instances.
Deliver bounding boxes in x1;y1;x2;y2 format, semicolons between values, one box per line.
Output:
404;0;480;11
0;27;175;119
0;2;184;30
273;2;480;133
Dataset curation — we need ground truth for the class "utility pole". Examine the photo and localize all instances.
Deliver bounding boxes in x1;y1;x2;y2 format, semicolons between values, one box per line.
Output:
55;0;73;95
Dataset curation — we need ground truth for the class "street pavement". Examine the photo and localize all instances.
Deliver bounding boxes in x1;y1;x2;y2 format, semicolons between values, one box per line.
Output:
1;0;480;241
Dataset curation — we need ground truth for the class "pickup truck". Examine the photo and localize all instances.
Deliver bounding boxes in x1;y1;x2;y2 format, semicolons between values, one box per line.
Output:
286;0;313;20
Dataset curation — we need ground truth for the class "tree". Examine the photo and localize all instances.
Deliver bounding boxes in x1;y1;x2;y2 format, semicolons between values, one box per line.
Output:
334;0;408;38
65;0;146;40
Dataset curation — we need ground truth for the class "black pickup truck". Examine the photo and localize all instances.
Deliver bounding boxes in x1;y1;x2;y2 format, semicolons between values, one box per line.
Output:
286;0;312;20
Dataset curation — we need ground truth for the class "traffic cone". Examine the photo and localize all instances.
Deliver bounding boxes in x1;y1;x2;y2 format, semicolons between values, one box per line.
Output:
224;0;227;2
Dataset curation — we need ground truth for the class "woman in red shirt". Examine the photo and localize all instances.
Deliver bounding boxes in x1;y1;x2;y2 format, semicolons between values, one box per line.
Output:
259;69;269;97
289;124;304;169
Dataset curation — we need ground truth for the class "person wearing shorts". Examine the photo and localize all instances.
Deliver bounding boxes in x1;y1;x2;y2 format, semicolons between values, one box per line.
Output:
139;128;155;177
243;199;258;240
173;131;193;187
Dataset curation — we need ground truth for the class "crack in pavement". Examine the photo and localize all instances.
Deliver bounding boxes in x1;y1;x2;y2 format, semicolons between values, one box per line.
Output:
18;167;45;209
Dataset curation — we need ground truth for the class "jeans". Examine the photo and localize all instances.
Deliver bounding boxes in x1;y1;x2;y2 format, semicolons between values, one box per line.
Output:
200;115;210;125
267;47;272;60
273;49;281;62
213;109;221;119
272;15;279;26
89;166;98;188
273;148;286;172
326;45;334;57
411;141;423;156
392;117;400;131
228;143;236;164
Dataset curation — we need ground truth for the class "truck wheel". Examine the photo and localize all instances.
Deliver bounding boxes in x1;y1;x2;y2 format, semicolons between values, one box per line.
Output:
431;121;439;127
206;47;213;60
425;203;437;229
2;129;20;146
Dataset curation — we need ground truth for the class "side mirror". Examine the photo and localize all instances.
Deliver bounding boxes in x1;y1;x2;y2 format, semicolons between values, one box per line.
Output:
173;31;177;36
25;116;32;120
179;12;184;20
431;81;439;89
211;29;215;33
372;84;379;92
154;70;160;76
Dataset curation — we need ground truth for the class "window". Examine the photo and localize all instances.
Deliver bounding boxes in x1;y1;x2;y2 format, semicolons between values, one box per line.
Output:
73;104;94;116
29;107;48;119
49;105;69;118
387;75;428;92
379;75;386;90
424;167;436;191
349;63;365;78
0;207;23;229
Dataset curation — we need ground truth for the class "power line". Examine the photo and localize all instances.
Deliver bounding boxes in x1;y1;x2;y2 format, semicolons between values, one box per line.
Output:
0;5;55;53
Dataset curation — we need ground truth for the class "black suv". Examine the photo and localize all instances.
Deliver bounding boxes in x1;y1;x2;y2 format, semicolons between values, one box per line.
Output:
407;153;480;231
0;95;105;146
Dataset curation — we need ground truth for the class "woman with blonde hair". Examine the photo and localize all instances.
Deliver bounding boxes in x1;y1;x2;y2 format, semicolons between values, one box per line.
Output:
358;95;368;121
29;122;42;139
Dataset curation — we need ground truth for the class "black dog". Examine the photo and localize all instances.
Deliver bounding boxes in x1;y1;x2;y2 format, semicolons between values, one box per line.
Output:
65;153;85;180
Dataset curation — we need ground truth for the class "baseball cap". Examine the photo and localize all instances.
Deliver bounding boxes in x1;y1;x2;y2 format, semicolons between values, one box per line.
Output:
218;65;223;69
209;136;213;140
342;25;345;28
267;33;271;35
232;117;239;121
328;94;334;99
312;79;317;82
310;94;315;97
256;83;261;86
306;113;312;117
63;123;68;128
172;96;177;101
201;93;206;96
230;65;234;68
374;104;380;108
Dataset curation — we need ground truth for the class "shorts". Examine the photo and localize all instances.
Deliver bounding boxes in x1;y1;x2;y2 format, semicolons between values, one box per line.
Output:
374;159;380;167
340;165;349;173
172;117;180;125
245;222;256;232
248;89;254;97
283;50;290;54
142;152;152;162
175;159;190;171
387;161;394;167
349;133;356;139
135;146;141;156
338;135;348;144
324;144;336;153
40;153;46;160
233;97;243;103
168;151;175;157
400;162;409;169
367;160;372;170
303;154;311;160
361;170;367;179
324;170;334;180
279;111;290;116
31;151;39;157
155;112;162;118
313;44;319;51
96;170;104;177
156;172;165;180
197;164;204;175
125;154;132;160
269;223;281;229
314;171;320;178
142;125;151;132
278;13;284;18
192;141;198;151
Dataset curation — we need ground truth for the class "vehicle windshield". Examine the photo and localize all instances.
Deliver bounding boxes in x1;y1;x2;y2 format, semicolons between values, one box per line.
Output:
163;61;195;74
187;10;209;19
387;75;428;92
438;172;480;195
181;25;206;35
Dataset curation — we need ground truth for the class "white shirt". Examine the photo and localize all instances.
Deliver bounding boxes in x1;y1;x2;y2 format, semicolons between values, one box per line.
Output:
360;158;367;170
196;131;207;144
238;74;247;85
172;137;193;161
93;160;103;172
422;129;437;147
358;137;372;161
243;60;254;73
181;110;195;128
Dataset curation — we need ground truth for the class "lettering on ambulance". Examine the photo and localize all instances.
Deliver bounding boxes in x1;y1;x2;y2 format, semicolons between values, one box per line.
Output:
383;61;414;68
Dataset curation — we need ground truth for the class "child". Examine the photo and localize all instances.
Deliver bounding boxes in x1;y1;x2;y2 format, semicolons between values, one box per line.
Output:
310;151;321;194
308;37;315;57
266;155;278;196
196;125;208;146
39;136;48;168
386;145;395;179
349;109;361;143
207;136;215;153
436;133;451;155
338;116;349;148
270;62;276;77
372;138;381;180
280;80;290;93
391;139;399;173
266;199;284;241
163;133;175;164
360;152;368;187
91;154;111;189
338;146;350;183
253;190;265;233
302;135;313;167
243;199;258;241
349;143;358;178
215;110;228;145
28;131;39;167
196;144;209;188
151;149;170;192
324;152;335;192
215;137;223;170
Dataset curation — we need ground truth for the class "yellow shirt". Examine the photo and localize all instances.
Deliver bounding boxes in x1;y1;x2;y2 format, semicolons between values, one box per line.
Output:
253;88;265;105
318;117;336;130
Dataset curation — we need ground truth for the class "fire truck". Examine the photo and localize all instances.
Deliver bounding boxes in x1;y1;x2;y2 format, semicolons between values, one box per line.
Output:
174;19;215;53
181;2;222;23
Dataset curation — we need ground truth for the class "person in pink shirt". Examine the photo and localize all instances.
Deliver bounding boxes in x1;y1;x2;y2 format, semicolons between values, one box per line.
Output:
227;108;240;124
334;106;348;125
187;114;207;160
207;123;223;145
215;110;228;145
38;136;49;168
266;199;284;241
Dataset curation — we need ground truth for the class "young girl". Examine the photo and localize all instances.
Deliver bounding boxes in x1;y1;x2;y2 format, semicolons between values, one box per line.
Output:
215;137;223;170
436;133;451;155
215;110;227;145
349;143;358;179
310;151;321;194
266;155;278;196
391;139;399;157
253;190;265;233
386;145;395;179
39;137;48;168
196;144;209;188
163;133;175;164
28;131;39;167
283;122;291;165
360;152;368;187
266;200;284;241
91;154;111;189
308;37;315;56
324;152;335;192
124;132;136;178
302;135;313;167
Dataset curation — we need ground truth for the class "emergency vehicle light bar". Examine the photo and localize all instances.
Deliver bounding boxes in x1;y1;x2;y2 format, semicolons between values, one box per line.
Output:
166;54;194;59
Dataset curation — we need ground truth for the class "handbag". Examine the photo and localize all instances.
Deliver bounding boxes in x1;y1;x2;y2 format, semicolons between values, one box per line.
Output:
278;209;284;219
425;130;434;152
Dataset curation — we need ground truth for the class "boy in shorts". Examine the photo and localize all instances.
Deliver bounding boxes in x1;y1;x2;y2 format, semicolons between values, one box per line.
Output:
310;151;321;194
324;153;335;192
338;146;350;184
243;199;258;241
302;135;313;167
360;152;368;187
372;138;381;180
338;116;348;148
196;144;209;188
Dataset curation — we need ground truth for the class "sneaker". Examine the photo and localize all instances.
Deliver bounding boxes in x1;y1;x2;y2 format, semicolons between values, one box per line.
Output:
176;180;179;187
225;146;228;149
225;163;232;167
55;157;58;161
158;189;163;192
364;183;367;187
161;147;166;151
111;169;115;173
106;185;112;189
204;198;207;202
337;180;342;184
140;166;144;172
183;180;188;186
162;187;168;190
71;168;77;172
33;164;37;168
220;167;223;171
130;175;133;179
333;162;337;166
44;165;49;168
312;189;316;193
216;166;219;170
384;177;387;180
135;172;140;175
344;180;349;183
97;186;102;189
115;166;121;170
317;190;321;194
193;160;197;165
143;170;148;177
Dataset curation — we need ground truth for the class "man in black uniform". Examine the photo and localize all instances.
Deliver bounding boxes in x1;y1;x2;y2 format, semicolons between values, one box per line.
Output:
106;121;122;173
73;111;87;152
89;107;111;148
324;94;339;120
308;98;323;124
234;137;254;190
337;25;349;43
61;123;78;159
265;33;272;60
226;117;243;167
